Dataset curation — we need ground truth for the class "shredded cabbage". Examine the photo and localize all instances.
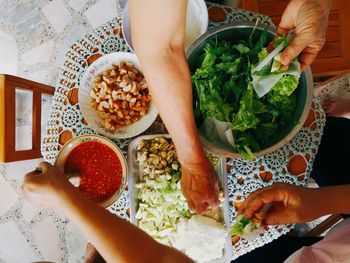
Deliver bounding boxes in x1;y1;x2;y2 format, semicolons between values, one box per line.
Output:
136;172;191;245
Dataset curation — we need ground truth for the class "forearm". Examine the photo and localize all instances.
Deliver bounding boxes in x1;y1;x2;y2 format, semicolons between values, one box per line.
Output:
136;49;205;163
129;0;205;163
315;185;350;216
59;188;190;263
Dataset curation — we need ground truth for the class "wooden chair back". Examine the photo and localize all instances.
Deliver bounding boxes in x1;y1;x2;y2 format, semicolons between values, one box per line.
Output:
0;75;55;162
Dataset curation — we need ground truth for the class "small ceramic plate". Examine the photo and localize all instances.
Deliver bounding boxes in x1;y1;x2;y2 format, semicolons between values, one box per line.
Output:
122;0;209;52
79;52;158;139
55;134;128;208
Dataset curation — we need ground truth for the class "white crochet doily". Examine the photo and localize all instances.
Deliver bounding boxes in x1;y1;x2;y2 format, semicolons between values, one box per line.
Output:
41;4;326;261
315;73;350;104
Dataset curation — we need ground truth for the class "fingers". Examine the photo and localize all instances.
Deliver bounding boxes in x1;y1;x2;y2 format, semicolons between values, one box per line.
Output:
238;186;270;213
266;27;289;52
238;183;288;219
186;191;219;214
264;203;292;225
37;162;52;173
187;198;195;212
280;35;310;65
195;202;209;215
276;26;289;38
189;194;219;214
299;51;318;71
24;170;40;181
264;206;281;225
242;190;281;219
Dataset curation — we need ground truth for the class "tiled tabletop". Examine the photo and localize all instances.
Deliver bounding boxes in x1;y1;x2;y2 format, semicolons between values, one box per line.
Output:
0;0;339;262
0;1;127;262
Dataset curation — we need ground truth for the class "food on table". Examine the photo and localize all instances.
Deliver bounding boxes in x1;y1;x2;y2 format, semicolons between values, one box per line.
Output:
90;62;151;132
192;31;301;161
204;149;219;167
229;215;264;241
135;137;188;244
64;141;123;202
135;137;227;262
172;215;226;263
229;203;270;240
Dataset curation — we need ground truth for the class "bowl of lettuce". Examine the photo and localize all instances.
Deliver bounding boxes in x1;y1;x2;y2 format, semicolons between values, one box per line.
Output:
187;22;313;161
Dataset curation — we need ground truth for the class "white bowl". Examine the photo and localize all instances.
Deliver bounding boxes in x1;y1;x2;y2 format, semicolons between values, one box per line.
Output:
79;52;158;139
122;0;209;52
55;135;128;208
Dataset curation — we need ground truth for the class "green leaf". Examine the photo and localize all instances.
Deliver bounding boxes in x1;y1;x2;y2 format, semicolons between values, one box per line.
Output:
258;48;269;64
273;35;289;49
248;29;268;58
233;43;250;54
229;216;251;236
193;77;233;122
271;75;299;99
215;58;241;74
231;83;259;132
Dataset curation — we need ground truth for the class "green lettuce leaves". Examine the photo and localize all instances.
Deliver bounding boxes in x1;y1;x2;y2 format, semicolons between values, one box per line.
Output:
192;31;299;161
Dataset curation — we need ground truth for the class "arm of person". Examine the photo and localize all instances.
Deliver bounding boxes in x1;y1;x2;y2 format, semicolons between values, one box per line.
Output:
22;163;194;263
238;182;350;225
129;0;219;213
278;0;331;70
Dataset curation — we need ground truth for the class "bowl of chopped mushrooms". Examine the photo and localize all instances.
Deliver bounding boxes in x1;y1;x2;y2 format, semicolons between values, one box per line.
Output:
79;52;158;139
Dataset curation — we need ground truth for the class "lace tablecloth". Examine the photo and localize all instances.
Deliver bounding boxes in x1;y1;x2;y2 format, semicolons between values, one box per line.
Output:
42;3;326;261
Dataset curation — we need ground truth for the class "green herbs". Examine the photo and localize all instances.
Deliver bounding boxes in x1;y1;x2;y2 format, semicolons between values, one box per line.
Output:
229;215;250;236
229;215;264;240
192;32;300;161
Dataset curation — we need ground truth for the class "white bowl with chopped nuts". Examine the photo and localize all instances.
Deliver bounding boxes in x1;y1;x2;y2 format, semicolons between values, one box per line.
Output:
79;52;158;139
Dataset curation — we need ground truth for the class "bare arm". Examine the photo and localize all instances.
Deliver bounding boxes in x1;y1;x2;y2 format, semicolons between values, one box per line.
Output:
22;163;194;263
129;0;219;213
238;183;350;225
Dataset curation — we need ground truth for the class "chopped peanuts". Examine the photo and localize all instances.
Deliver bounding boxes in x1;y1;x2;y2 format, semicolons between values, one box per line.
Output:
90;62;151;132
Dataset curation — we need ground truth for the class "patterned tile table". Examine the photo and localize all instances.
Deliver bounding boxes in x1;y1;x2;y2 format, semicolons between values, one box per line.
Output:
40;3;326;261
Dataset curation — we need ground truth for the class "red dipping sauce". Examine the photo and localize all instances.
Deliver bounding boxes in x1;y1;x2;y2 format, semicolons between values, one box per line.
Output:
64;141;122;203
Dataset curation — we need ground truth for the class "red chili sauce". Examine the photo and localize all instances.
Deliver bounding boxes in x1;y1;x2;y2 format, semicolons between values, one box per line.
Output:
64;141;122;202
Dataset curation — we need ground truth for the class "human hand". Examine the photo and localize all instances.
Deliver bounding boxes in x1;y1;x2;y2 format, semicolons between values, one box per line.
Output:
322;99;350;119
22;162;74;210
181;159;220;214
238;183;324;225
278;0;331;70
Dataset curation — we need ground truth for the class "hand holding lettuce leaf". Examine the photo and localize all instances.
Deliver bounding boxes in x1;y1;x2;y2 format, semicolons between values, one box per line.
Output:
252;36;301;98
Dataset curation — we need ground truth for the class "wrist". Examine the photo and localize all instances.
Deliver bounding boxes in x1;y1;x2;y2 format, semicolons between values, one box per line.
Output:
176;141;207;165
310;188;331;217
317;185;350;215
55;183;80;212
312;187;345;216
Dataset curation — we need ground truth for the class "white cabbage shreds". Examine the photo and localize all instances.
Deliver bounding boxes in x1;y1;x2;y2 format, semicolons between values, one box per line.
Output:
172;215;226;263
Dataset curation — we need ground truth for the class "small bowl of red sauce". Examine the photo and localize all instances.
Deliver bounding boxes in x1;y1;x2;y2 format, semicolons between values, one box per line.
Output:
55;135;127;208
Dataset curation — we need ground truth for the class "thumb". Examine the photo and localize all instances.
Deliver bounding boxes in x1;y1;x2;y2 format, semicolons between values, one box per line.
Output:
280;34;309;65
264;204;290;225
264;211;282;225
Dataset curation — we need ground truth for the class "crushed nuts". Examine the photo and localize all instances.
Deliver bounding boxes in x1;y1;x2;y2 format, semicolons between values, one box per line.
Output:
137;137;179;179
90;62;151;132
